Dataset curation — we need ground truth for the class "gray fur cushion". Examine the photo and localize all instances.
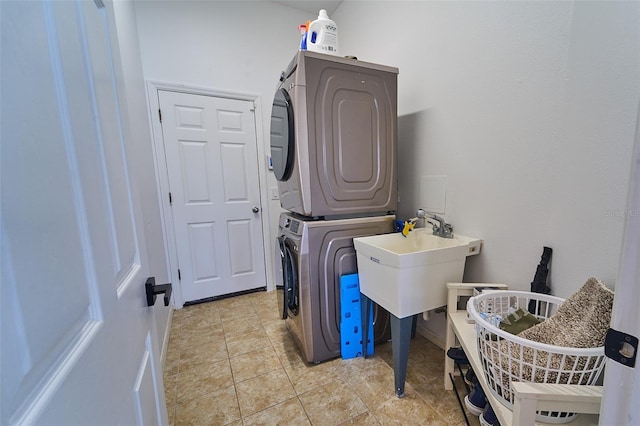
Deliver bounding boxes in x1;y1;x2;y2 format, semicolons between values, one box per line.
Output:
518;277;614;348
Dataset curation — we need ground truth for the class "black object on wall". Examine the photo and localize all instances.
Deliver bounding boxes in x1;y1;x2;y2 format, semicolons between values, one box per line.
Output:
528;246;552;314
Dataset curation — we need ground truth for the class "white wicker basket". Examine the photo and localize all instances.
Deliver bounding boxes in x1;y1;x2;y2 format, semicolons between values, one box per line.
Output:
467;291;606;424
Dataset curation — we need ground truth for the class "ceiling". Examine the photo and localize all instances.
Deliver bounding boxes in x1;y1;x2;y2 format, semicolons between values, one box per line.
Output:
270;1;343;16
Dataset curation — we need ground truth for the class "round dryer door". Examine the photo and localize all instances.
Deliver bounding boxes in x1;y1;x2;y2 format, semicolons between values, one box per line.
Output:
276;236;299;319
282;239;299;317
269;88;295;181
275;236;286;319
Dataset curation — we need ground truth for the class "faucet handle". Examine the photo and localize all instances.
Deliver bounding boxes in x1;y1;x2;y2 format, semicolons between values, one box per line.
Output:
440;223;454;238
424;219;439;232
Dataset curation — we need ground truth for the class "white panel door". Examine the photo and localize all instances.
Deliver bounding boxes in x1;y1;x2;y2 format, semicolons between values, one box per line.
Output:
599;103;640;424
1;1;166;424
159;91;266;302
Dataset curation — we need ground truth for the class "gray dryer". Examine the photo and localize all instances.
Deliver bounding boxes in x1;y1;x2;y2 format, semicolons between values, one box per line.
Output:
270;51;398;218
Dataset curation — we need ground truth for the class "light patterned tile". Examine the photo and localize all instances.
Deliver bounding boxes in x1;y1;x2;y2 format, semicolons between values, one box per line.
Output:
235;368;296;417
341;354;391;377
244;290;275;306
299;380;368;425
283;357;342;395
221;316;264;335
230;346;281;383
164;370;178;405
412;375;472;425
213;293;255;310
164;371;178;426
165;351;181;376
242;397;311;426
164;292;473;426
277;345;307;371
174;317;223;346
319;355;350;378
371;389;448;425
225;328;271;357
254;303;282;323
216;296;257;319
174;384;239;425
177;311;223;329
178;334;228;365
270;327;300;356
219;306;259;323
177;358;233;404
339;411;381;425
264;320;288;341
175;303;221;326
165;334;182;365
343;357;397;410
403;340;445;387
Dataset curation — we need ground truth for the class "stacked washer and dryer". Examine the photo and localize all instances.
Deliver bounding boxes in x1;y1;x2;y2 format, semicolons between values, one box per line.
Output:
270;51;399;363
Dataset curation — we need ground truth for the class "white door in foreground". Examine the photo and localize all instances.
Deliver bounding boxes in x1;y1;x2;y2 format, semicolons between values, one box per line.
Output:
1;1;166;424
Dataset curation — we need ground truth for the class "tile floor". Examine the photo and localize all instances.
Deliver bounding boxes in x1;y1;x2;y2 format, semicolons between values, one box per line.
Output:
163;290;480;425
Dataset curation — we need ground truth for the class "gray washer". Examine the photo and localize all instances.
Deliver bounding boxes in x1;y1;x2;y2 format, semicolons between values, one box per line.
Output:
276;212;394;363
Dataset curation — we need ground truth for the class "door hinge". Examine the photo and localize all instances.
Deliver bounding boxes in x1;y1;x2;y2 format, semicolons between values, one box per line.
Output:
158;108;162;123
178;269;181;280
168;192;172;205
605;328;638;368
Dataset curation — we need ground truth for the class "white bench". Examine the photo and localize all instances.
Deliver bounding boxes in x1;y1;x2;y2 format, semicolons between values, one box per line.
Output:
444;283;602;425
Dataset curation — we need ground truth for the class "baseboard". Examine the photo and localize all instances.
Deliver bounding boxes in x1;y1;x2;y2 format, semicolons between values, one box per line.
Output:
160;307;174;370
416;323;445;350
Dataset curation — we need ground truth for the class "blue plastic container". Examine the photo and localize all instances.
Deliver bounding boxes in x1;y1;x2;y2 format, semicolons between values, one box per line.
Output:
340;274;373;359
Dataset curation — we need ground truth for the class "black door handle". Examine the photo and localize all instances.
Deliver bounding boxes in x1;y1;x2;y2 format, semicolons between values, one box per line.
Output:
145;277;172;307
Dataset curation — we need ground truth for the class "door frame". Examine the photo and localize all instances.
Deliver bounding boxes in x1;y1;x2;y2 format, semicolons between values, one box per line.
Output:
145;81;272;308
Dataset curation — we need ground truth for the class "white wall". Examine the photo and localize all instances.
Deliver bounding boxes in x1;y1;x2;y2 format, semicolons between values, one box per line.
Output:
335;1;639;298
133;1;639;299
134;0;313;288
111;1;171;352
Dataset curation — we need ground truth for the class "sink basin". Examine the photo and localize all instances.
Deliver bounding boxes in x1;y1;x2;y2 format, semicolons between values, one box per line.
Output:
354;230;481;318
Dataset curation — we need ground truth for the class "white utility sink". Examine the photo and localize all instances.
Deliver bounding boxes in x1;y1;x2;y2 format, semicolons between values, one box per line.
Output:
354;230;481;318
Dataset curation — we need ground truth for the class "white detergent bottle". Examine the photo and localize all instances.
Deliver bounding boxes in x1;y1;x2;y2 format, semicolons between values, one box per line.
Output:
306;9;339;56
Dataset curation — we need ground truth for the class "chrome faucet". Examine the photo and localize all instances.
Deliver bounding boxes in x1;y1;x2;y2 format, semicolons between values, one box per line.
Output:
416;209;454;238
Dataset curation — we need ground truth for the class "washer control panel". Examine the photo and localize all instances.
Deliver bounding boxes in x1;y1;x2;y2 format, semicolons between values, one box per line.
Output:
279;214;302;236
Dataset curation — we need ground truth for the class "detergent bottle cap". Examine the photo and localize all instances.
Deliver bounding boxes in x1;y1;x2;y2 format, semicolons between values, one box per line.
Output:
298;22;308;50
318;9;329;19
